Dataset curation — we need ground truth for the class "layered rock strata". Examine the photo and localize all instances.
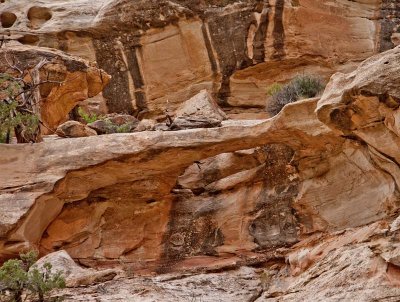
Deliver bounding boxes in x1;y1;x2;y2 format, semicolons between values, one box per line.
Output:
1;0;398;118
1;47;400;275
53;44;400;302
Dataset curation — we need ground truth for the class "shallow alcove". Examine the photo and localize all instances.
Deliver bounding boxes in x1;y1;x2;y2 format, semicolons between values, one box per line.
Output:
0;12;17;28
17;34;40;45
27;6;52;29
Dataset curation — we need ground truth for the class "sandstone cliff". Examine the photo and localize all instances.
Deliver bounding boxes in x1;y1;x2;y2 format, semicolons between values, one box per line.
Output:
2;1;400;302
1;0;399;120
1;46;400;300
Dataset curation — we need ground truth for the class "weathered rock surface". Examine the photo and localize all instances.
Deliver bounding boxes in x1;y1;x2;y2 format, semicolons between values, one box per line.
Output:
135;119;156;132
58;266;262;302
171;90;227;130
1;0;398;118
0;95;340;265
2;2;400;301
2;40;400;302
33;250;117;287
0;45;109;131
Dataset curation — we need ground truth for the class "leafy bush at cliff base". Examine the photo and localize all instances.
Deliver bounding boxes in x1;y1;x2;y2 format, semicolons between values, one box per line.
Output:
0;251;65;302
266;75;325;116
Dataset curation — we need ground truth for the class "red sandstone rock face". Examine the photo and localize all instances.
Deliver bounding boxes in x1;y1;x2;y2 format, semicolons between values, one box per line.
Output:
2;45;400;301
1;47;400;270
0;0;397;119
2;1;400;301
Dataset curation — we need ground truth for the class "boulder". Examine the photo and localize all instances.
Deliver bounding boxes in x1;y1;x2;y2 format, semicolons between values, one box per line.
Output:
171;90;227;130
56;121;97;138
154;123;170;131
33;250;117;287
135;119;156;132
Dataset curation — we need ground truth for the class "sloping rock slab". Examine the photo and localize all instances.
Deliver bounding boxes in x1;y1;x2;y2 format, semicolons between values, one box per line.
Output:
33;250;116;287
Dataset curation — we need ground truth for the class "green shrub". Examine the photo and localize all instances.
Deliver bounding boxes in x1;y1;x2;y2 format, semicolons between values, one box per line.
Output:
116;123;132;133
266;83;282;96
0;73;41;144
266;75;325;116
291;75;325;100
0;251;65;302
0;100;39;144
77;107;99;124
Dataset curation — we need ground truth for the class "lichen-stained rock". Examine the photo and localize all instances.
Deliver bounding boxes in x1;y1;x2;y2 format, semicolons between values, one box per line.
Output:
0;45;110;131
88;114;139;134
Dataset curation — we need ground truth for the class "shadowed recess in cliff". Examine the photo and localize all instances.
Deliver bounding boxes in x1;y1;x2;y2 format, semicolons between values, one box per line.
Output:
158;144;299;273
252;6;269;64
122;39;148;114
271;0;285;60
158;192;224;273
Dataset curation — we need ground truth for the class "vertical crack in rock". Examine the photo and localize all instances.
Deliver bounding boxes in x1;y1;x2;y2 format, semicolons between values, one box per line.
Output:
122;39;148;113
379;0;400;52
252;6;269;64
201;23;219;75
271;0;285;60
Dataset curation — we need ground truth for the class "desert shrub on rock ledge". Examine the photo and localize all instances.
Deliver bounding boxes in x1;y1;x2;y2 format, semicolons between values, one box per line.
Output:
77;107;100;124
267;75;325;116
0;251;65;302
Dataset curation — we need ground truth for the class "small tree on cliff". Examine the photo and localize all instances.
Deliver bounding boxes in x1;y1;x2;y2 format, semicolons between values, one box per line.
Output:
0;54;61;144
0;251;65;302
